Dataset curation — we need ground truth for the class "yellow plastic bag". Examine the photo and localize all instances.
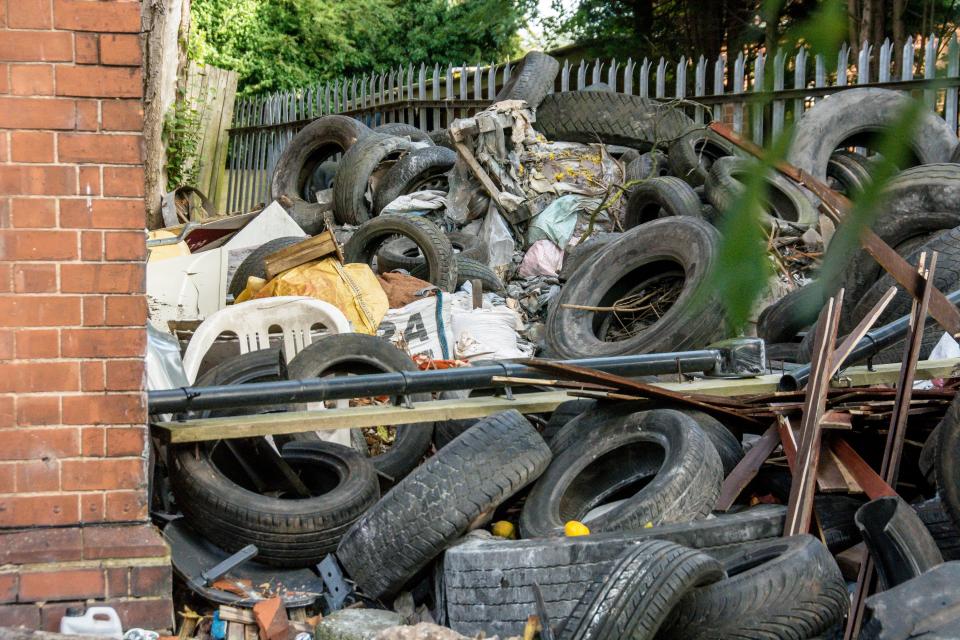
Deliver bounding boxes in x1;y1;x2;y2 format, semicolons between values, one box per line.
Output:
240;258;389;334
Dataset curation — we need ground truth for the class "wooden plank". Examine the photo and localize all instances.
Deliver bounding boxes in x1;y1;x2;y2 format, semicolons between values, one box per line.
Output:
263;230;342;279
816;440;850;492
715;423;780;511
226;622;245;640
220;607;255;625
211;69;239;212
156;390;574;443
829;437;897;500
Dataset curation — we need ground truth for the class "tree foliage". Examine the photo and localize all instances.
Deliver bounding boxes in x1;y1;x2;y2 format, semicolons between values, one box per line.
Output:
191;0;536;96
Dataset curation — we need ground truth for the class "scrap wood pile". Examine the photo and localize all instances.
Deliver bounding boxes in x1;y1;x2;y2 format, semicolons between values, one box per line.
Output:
145;50;960;640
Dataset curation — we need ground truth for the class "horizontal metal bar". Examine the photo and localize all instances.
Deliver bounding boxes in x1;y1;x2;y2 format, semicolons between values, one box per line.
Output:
147;351;723;414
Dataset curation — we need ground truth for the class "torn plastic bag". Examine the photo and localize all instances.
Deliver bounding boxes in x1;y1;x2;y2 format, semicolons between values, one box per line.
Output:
146;325;189;421
518;239;564;278
380;190;447;216
479;208;515;270
451;302;534;361
244;257;388;335
527;194;582;247
377;293;454;360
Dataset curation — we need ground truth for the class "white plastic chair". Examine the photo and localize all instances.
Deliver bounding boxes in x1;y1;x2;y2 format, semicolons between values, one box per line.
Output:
182;296;353;384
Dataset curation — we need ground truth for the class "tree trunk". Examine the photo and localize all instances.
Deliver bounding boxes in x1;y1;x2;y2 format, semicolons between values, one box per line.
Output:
849;0;861;57
892;0;905;75
141;0;189;230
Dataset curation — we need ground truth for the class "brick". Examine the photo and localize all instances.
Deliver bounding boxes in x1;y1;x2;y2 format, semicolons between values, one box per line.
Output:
54;0;143;33
84;524;166;559
111;598;174;633
76;34;99;64
8;0;52;28
81;425;105;455
101;34;141;66
60;199;145;229
0;396;12;429
62;327;145;357
0;229;77;260
0;263;9;293
1;427;78;460
62;458;144;491
76;99;98;131
0;97;75;129
105;230;145;261
0;464;14;493
10;131;56;163
15;459;60;493
79;492;104;522
0;604;41;629
0;332;12;359
0;362;78;393
106;426;145;456
254;597;289;640
0;32;72;62
103;166;145;197
0;575;16;604
0;494;79;527
0;64;8;94
61;263;144;293
0;164;76;195
0;295;81;327
56;66;141;98
20;569;105;601
131;565;171;597
15;396;60;426
79;165;101;195
0;528;83;564
102;100;142;131
105;295;146;325
104;490;147;521
82;295;104;325
12;263;58;292
81;361;105;392
10;63;54;95
10;198;57;228
105;360;143;390
59;133;142;164
81;230;102;260
15;329;60;358
106;567;128;597
62;393;145;425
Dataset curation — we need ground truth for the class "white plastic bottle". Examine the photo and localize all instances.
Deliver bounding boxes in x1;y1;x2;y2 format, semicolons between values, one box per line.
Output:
59;607;123;639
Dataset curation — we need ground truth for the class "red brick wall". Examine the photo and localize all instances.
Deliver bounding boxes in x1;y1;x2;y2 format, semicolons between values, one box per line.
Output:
0;0;172;631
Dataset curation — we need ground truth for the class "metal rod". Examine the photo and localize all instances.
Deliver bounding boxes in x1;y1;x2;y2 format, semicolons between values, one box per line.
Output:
148;351;723;414
778;287;960;391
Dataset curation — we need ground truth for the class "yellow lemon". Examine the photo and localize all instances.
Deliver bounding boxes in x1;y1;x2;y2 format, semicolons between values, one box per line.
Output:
564;521;590;537
491;521;516;539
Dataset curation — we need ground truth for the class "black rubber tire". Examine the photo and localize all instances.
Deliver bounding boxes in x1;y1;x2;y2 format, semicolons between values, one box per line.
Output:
431;390;475;450
344;214;457;291
376;231;488;273
443;505;787;638
667;128;740;187
557;232;619;281
623;176;703;228
830;164;960;321
372;145;456;215
169;351;379;568
411;255;503;293
559;540;724;640
227;236;305;299
860;562;960;640
520;409;723;537
548;403;742;476
335;410;552;599
843;226;960;364
756;283;826;344
428;128;454;149
952;142;960;163
582;81;614;92
913;497;960;561
934;391;960;531
536;91;695;149
813;494;865;552
546;217;723;358
826;150;873;197
786;87;958;180
374;122;432;143
332;132;416;225
542;399;598;444
271;115;370;211
855;496;944;590
495;51;560;109
625;150;671;182
706;156;819;231
285;333;434;484
661;535;849;640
